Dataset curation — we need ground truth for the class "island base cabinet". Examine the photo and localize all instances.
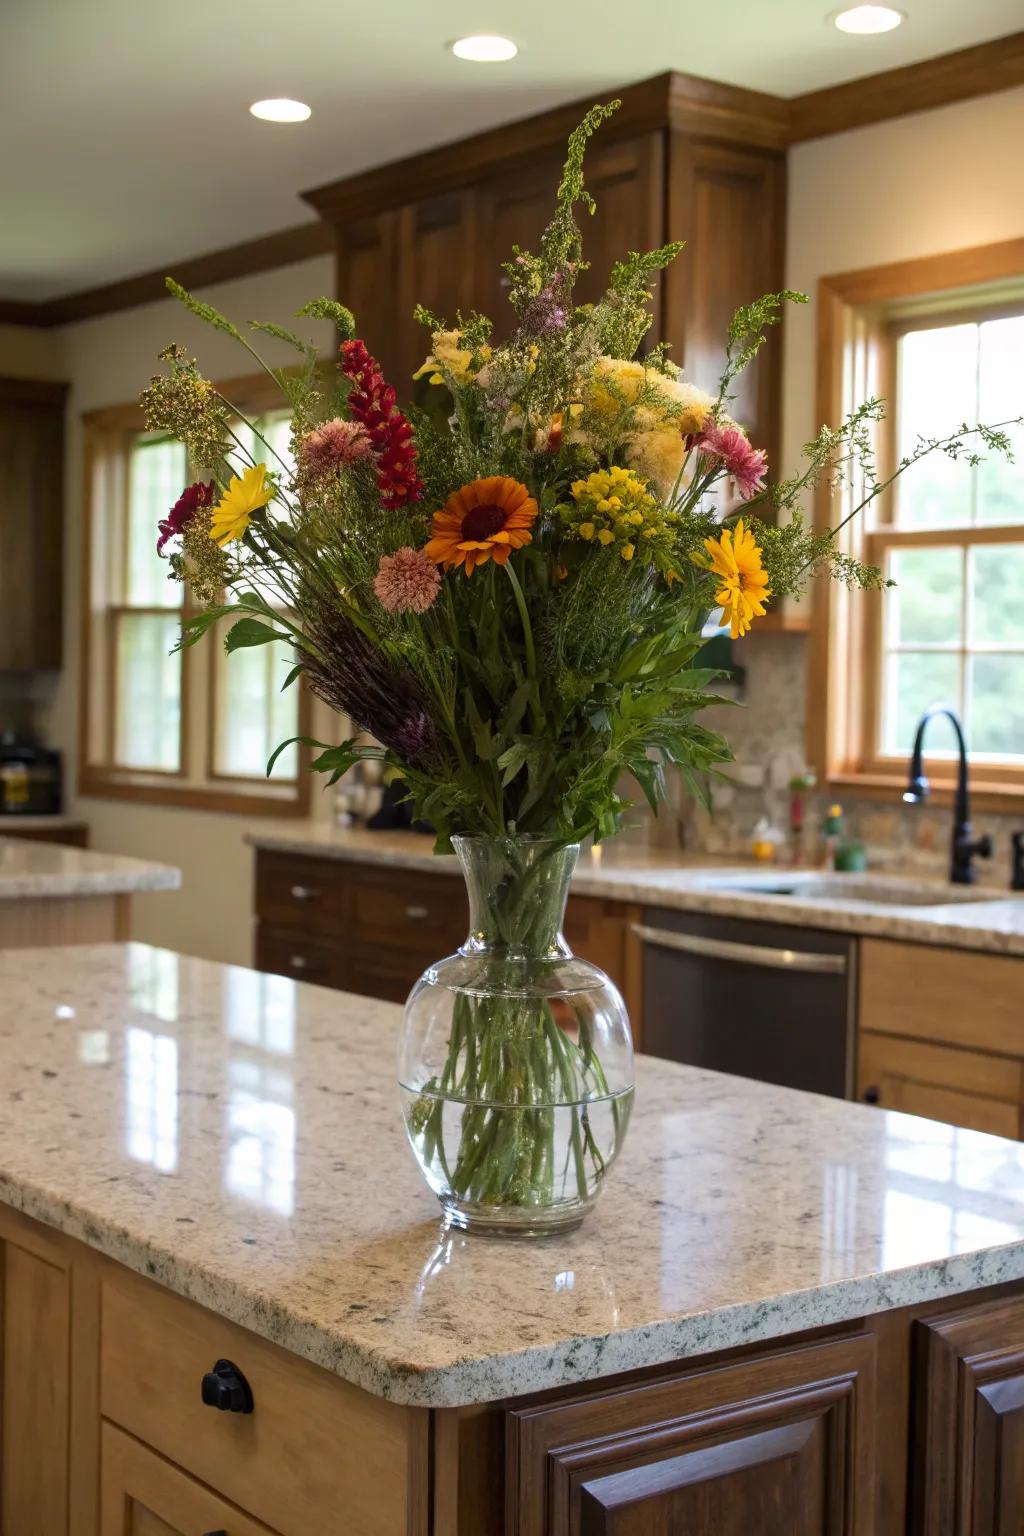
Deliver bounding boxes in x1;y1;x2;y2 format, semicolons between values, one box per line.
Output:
505;1334;876;1535
101;1422;277;1536
1;1231;71;1533
913;1294;1024;1534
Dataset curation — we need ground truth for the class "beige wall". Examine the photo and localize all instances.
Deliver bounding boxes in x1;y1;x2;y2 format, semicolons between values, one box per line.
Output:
44;257;336;966
0;323;63;379
781;84;1024;479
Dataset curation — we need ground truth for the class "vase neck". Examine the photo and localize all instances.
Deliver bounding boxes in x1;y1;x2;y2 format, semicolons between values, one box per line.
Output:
452;837;580;961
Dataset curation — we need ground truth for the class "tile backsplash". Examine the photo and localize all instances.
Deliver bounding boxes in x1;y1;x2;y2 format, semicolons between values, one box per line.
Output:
647;633;1020;888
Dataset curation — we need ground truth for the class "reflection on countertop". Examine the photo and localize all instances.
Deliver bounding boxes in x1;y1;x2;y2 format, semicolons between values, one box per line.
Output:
247;823;1024;957
0;835;180;899
1;941;1023;1406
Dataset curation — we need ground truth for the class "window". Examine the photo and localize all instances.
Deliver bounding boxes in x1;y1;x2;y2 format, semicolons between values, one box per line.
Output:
871;315;1024;765
80;380;310;814
810;243;1024;808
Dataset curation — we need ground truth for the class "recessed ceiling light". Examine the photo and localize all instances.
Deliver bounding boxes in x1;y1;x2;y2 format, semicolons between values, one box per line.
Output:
249;98;312;123
833;5;905;33
450;34;518;62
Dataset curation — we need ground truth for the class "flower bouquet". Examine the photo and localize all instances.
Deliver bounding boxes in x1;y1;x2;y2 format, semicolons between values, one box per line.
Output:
143;101;1016;1233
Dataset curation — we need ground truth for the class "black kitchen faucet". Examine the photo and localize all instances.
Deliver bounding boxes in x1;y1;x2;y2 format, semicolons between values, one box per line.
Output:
902;705;993;885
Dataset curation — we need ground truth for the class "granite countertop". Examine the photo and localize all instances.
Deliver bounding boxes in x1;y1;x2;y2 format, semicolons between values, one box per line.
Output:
2;942;1024;1408
0;836;181;899
248;824;1024;959
0;814;88;831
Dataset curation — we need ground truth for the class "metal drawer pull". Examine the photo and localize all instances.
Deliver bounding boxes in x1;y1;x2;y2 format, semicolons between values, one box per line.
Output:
404;904;430;920
289;883;318;901
289;954;311;971
632;924;847;975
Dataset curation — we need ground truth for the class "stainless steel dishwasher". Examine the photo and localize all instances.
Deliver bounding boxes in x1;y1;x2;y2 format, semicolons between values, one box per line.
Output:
637;907;855;1098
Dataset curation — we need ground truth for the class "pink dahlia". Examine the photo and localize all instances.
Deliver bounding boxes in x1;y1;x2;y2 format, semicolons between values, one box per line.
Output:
373;547;441;614
157;480;215;554
297;418;371;489
695;422;768;501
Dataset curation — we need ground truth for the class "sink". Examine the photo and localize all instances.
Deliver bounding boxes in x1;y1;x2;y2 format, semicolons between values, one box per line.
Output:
703;874;1006;908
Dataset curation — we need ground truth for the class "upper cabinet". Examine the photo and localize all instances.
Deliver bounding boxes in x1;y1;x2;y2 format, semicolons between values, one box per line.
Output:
304;72;787;473
0;375;68;672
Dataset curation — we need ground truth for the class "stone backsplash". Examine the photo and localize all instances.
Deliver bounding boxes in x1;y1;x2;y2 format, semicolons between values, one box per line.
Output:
646;632;1021;890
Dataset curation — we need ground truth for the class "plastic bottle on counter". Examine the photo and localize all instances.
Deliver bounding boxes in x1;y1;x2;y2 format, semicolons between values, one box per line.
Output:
750;816;784;863
821;803;844;870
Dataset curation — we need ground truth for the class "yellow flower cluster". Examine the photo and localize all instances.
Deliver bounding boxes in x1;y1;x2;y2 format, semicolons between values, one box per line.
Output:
561;466;675;562
414;329;491;387
583;356;717;496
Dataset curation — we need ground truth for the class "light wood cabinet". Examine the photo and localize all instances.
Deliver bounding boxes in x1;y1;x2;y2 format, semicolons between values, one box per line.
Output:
1;1233;71;1531
857;939;1024;1139
100;1423;277;1536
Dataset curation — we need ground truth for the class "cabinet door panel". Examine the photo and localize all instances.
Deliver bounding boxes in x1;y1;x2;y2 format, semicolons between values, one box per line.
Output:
2;1239;70;1533
664;139;784;469
914;1295;1024;1536
508;1334;875;1536
101;1421;276;1536
579;1418;831;1536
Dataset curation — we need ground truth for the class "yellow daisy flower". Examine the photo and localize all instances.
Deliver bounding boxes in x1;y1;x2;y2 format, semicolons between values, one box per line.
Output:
695;519;771;638
210;465;273;547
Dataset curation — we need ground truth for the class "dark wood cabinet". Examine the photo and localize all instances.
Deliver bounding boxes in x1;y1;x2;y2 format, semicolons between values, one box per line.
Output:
0;375;68;671
913;1294;1024;1535
306;75;787;468
507;1334;875;1536
253;848;643;1021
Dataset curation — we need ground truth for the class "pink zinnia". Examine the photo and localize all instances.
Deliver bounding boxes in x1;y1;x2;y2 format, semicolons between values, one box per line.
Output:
373;547;441;614
297;418;371;488
157;480;215;554
695;422;768;501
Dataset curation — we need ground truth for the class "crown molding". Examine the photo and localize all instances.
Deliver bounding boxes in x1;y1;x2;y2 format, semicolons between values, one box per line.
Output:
0;221;333;330
2;34;1022;329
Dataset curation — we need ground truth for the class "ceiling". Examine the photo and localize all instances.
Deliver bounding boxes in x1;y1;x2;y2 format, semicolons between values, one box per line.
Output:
1;0;1021;302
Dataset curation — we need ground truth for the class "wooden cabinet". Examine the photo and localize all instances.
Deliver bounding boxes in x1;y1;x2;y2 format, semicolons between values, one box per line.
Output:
253;849;643;1023
5;1199;1024;1535
857;939;1024;1139
100;1265;418;1536
507;1334;875;1535
101;1423;276;1536
913;1294;1024;1534
305;76;786;466
0;376;68;672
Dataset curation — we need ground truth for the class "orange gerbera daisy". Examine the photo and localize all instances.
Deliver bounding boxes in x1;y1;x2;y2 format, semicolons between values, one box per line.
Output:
422;476;538;576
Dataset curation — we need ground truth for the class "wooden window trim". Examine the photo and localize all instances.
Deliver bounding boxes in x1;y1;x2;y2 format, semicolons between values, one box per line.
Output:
78;372;312;817
808;238;1024;811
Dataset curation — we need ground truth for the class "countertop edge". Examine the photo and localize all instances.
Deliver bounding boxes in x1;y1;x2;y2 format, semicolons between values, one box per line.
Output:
5;1170;1023;1408
0;868;182;899
246;832;1024;960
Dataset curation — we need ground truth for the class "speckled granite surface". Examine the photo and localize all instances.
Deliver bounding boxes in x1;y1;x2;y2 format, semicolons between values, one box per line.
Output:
0;837;181;899
248;825;1024;958
2;942;1024;1407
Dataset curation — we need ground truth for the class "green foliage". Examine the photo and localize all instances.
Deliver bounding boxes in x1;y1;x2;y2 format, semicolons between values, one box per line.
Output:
297;298;357;337
165;278;244;342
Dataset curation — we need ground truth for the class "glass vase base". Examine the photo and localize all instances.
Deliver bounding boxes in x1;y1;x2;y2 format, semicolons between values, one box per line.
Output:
440;1194;591;1238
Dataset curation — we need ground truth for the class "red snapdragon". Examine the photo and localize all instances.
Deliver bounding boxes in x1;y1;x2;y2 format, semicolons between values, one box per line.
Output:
339;339;423;510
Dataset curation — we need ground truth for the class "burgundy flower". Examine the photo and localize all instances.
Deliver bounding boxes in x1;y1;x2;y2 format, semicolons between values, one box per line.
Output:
157;480;215;554
339;339;423;510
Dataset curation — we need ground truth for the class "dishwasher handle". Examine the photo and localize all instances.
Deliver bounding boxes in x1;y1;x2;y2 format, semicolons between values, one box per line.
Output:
632;923;848;976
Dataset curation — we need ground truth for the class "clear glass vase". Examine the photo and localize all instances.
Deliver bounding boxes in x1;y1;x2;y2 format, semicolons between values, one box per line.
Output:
398;836;635;1236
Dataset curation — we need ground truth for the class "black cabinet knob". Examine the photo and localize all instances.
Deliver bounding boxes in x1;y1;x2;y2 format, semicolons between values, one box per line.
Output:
200;1358;254;1414
862;1085;880;1105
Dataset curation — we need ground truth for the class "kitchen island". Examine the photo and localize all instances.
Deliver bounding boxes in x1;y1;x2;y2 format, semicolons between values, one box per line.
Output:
0;834;180;947
2;943;1024;1532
